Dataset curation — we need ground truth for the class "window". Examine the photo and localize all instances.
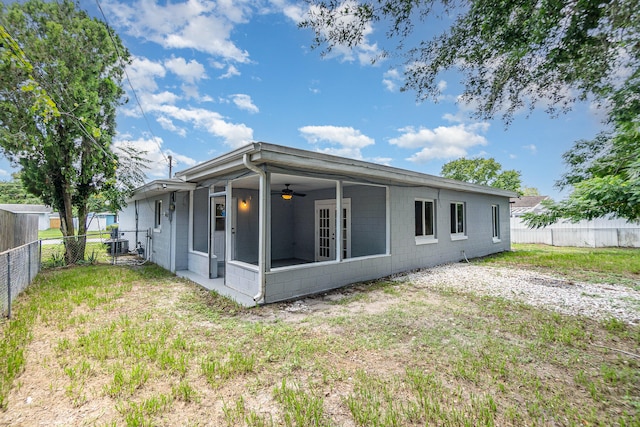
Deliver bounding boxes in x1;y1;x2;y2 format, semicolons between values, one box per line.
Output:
154;200;162;230
492;204;500;242
215;202;225;231
415;199;437;243
450;202;466;238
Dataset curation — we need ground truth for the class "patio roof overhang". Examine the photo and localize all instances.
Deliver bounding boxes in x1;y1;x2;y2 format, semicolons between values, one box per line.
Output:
174;142;519;198
127;179;196;202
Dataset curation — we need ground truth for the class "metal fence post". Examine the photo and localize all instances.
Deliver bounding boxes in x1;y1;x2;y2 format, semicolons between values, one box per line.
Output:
7;252;11;319
28;243;32;283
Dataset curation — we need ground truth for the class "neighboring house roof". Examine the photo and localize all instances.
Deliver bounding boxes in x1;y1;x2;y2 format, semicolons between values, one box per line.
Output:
152;142;519;198
0;204;52;214
509;196;551;216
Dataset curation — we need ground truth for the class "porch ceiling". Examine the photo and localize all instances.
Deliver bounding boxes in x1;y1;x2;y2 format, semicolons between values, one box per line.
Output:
233;173;339;192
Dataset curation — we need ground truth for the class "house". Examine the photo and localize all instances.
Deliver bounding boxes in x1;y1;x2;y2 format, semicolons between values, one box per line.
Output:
0;204;52;231
119;143;516;305
86;212;118;232
509;195;551;217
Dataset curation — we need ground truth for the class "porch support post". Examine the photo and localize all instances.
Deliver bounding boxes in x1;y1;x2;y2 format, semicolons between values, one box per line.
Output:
225;180;233;267
386;186;391;255
335;180;343;261
264;171;271;272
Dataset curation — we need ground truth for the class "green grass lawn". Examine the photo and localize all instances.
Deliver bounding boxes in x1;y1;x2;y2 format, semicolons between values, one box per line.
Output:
0;246;638;426
38;228;109;240
479;243;640;287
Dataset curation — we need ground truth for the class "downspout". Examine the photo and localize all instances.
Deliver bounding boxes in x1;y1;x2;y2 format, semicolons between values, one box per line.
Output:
242;152;267;304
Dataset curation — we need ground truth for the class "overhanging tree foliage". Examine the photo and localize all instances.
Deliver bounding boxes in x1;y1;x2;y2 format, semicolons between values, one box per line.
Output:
441;157;522;192
0;0;145;262
301;0;638;122
301;0;639;223
523;80;640;227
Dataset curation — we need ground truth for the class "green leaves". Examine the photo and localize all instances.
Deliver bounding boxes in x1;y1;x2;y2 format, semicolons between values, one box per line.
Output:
301;0;638;122
523;79;640;227
441;157;522;192
0;0;141;253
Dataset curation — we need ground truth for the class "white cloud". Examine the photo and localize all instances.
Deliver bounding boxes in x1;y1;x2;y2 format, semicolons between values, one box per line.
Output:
149;104;254;148
103;0;251;63
180;84;201;100
372;157;392;166
114;136;196;178
389;123;490;163
219;65;241;79
157;116;187;137
299;1;383;66
269;0;307;23
522;144;537;154
299;125;375;159
0;169;8;177
437;80;448;92
164;56;207;83
143;91;181;106
309;80;321;94
126;56;166;92
230;94;259;113
383;69;401;92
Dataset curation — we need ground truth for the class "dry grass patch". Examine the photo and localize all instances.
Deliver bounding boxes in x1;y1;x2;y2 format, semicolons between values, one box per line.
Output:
0;259;638;426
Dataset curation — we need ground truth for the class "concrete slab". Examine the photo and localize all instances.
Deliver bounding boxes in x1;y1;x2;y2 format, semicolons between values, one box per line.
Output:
176;270;257;307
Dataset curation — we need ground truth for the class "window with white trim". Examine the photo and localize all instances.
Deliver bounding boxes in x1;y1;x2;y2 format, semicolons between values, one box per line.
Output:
450;202;466;237
154;200;162;230
415;199;437;243
492;204;500;241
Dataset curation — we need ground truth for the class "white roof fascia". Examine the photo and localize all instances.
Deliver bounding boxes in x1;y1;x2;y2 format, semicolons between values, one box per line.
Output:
170;142;518;198
252;143;518;198
127;179;196;202
175;143;259;182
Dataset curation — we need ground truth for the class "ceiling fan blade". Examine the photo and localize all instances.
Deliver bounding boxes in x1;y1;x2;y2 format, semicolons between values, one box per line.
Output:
292;192;306;197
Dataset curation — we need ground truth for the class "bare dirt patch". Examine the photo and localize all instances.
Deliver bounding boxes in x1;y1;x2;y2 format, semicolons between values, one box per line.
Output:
1;263;638;426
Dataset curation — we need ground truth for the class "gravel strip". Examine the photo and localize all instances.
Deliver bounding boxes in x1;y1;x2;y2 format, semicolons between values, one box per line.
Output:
395;263;640;325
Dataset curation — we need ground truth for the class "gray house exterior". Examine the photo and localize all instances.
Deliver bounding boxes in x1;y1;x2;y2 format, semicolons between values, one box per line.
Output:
119;143;516;305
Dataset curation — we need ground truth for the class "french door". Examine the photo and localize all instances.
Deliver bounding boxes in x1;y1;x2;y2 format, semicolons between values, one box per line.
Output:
314;199;351;262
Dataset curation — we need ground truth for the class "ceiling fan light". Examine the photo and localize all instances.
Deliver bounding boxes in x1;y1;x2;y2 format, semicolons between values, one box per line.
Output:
282;193;293;200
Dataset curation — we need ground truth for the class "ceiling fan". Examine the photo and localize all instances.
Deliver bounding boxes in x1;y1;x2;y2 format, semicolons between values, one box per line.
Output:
275;184;306;200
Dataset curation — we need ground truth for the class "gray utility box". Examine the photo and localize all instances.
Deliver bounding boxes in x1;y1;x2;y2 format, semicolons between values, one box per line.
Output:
106;239;128;255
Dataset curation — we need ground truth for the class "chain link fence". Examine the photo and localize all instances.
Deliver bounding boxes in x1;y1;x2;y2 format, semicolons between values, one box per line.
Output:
1;241;40;318
2;229;149;318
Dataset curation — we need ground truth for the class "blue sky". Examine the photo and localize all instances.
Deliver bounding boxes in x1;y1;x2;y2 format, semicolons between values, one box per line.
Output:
1;0;607;199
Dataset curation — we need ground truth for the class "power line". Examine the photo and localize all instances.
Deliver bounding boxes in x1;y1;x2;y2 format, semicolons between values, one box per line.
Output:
94;0;169;166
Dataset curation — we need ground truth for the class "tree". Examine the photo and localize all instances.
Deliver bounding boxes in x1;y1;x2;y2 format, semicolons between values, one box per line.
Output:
301;0;638;122
0;0;144;263
0;173;43;204
523;81;640;227
301;0;639;223
441;157;521;192
0;23;59;122
520;187;541;197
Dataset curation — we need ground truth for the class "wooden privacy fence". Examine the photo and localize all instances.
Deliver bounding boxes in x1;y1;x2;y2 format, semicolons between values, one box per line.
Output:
0;209;38;253
511;217;640;248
